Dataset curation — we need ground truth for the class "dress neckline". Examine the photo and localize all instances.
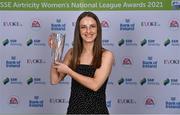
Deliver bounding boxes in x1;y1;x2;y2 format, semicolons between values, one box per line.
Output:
78;64;92;66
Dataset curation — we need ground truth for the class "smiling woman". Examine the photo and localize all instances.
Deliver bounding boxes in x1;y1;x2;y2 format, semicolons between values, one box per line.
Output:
48;11;114;114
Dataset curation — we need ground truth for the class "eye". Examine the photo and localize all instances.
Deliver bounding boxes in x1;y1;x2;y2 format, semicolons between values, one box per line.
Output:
80;25;86;29
90;25;97;28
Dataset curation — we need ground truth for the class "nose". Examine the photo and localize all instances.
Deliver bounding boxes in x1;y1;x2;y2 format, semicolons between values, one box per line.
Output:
85;26;92;33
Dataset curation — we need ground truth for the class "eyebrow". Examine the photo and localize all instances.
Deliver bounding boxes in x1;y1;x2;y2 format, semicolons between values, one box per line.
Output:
80;24;97;26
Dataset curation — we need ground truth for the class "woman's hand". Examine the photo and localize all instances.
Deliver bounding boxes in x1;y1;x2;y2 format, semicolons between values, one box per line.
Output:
53;61;71;74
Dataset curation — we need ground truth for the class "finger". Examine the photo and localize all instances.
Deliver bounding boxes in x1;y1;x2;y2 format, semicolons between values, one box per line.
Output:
54;61;61;65
53;65;58;69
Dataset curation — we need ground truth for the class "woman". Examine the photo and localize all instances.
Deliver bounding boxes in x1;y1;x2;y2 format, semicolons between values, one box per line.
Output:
49;11;114;114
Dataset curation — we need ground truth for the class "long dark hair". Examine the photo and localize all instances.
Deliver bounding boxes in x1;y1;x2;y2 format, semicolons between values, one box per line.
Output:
71;11;103;70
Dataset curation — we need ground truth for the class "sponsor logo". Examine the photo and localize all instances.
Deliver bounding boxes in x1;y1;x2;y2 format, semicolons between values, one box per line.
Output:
169;19;179;31
140;78;159;86
6;56;21;68
118;78;137;85
145;97;155;108
49;98;68;104
140;39;160;47
27;77;46;85
51;19;66;31
118;39;125;46
2;39;22;46
118;39;137;46
31;19;41;31
8;96;19;107
27;59;46;64
3;77;9;85
101;20;110;28
120;19;135;31
164;38;180;47
2;21;22;27
3;77;22;85
102;39;114;46
163;78;180;86
117;98;136;104
141;21;160;27
164;59;180;64
164;39;171;46
29;96;43;107
142;56;157;68
166;97;180;108
26;39;46;46
122;57;133;67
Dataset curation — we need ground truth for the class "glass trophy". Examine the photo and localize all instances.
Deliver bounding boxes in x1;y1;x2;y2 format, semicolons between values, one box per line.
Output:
51;33;65;63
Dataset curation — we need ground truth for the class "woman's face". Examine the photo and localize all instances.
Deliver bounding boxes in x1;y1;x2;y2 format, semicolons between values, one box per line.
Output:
79;16;97;43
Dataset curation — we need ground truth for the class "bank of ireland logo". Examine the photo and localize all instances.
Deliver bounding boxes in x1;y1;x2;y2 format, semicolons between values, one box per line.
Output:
29;96;43;107
120;19;135;31
51;19;66;31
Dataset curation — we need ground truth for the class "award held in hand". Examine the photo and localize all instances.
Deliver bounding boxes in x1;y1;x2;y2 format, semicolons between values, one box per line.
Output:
51;33;65;63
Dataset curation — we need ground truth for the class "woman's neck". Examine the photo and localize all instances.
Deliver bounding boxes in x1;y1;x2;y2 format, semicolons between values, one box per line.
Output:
82;42;94;54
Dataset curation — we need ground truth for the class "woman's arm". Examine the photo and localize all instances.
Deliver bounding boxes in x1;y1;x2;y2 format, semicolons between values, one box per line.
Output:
54;50;114;91
50;48;72;85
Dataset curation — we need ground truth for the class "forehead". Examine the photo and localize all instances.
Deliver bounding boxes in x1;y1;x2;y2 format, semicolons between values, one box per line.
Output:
80;16;97;25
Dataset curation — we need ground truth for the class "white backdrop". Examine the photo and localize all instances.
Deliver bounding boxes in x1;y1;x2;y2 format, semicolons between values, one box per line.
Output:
0;11;180;114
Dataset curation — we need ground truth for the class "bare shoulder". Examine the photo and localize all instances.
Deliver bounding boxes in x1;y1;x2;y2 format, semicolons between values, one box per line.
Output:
101;49;115;68
102;49;114;62
102;49;114;58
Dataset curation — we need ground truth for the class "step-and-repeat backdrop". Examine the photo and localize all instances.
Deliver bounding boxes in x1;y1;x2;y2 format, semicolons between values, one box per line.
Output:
0;0;180;114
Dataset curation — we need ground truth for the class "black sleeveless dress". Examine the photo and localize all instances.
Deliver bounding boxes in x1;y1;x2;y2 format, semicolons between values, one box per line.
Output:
67;64;109;114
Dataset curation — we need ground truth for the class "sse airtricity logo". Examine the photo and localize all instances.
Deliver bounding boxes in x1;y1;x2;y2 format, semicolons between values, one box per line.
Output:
26;39;46;46
3;77;10;85
2;39;22;47
2;39;9;46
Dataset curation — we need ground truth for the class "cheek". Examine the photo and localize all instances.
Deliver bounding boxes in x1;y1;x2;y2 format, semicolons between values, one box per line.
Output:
93;29;98;34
